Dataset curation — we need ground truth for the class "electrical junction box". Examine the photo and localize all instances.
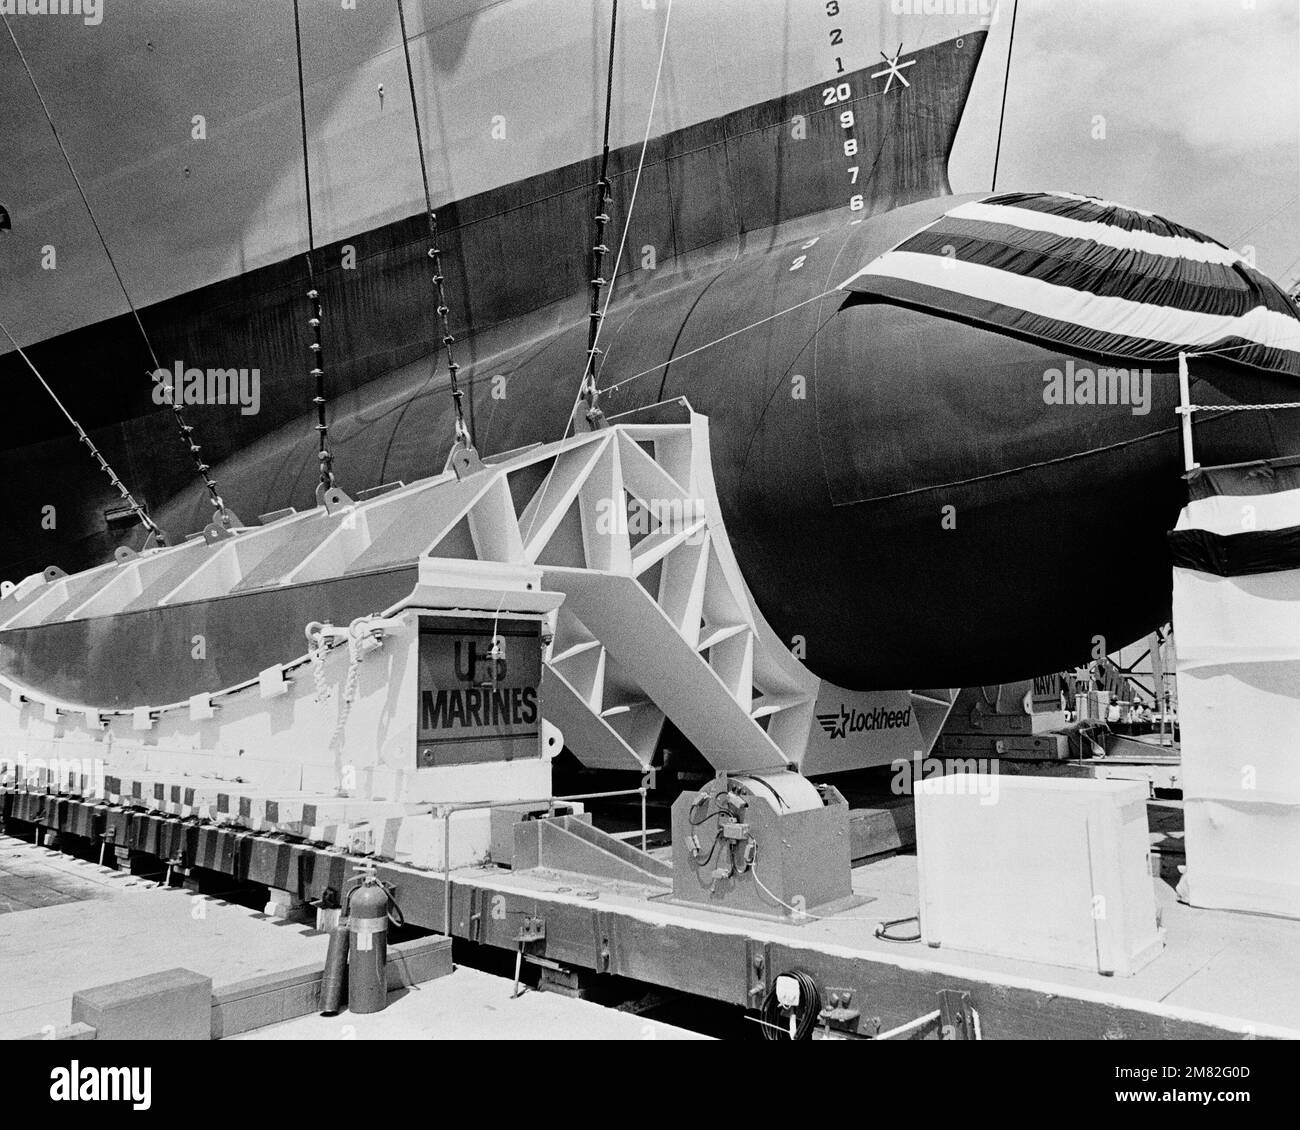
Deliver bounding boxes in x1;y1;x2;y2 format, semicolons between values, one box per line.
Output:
914;774;1164;976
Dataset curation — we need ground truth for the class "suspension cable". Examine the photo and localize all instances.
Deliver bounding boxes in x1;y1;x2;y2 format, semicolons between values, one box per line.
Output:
0;317;163;544
577;0;672;429
486;0;671;644
396;0;477;457
292;0;340;495
2;11;229;528
577;0;619;429
991;0;1019;192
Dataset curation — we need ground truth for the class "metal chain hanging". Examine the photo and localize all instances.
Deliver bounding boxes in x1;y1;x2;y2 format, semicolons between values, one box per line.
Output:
0;316;164;546
293;0;349;506
396;0;482;477
3;12;232;537
577;0;620;430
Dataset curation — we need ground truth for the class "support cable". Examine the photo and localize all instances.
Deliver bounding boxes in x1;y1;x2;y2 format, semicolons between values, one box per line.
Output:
990;0;1018;192
576;0;619;430
0;316;163;544
483;0;671;645
2;12;229;532
574;0;673;432
396;0;480;471
292;0;343;500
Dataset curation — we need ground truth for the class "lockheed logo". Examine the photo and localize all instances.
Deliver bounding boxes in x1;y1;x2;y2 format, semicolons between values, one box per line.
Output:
816;704;913;739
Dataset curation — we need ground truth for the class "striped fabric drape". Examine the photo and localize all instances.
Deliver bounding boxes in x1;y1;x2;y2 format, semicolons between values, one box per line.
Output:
839;191;1300;377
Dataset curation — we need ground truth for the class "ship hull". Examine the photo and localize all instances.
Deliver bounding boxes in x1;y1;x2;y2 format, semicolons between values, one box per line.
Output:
152;195;1300;691
0;27;987;580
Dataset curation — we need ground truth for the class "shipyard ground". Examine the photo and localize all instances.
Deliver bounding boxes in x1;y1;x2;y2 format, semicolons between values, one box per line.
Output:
234;965;707;1040
0;836;330;1040
0;833;707;1041
3;794;1297;1040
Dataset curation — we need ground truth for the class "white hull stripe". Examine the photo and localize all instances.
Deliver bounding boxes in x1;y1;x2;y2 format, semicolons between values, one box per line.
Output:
942;201;1245;266
841;252;1300;356
1043;190;1159;219
988;190;1205;236
897;222;1282;316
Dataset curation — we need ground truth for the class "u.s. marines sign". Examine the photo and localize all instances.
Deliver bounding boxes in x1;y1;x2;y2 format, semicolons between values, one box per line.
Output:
417;617;541;767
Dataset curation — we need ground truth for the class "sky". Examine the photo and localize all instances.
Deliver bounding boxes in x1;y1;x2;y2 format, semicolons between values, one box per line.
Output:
947;0;1300;288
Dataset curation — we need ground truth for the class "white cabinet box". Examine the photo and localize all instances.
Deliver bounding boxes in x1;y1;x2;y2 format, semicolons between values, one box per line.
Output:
914;775;1164;976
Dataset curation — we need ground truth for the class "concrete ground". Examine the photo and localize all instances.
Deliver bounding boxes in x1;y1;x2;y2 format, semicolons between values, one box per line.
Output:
234;966;711;1040
0;833;329;1039
1;834;708;1041
0;834;115;915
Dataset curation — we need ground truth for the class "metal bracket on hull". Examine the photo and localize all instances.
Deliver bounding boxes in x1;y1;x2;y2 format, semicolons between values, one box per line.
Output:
315;483;354;514
201;519;237;543
444;439;487;480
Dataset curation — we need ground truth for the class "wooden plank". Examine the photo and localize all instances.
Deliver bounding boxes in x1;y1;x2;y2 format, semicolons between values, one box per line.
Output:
848;799;916;861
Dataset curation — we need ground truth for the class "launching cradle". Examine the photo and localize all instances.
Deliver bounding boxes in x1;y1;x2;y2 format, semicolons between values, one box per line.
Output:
0;404;1293;1039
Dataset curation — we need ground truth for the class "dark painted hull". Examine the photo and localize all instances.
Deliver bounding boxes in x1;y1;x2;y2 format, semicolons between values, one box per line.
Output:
153;196;1300;691
0;34;985;579
13;19;1285;695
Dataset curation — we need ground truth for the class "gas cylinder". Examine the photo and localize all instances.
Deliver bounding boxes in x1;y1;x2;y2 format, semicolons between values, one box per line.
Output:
346;878;390;1014
318;920;349;1016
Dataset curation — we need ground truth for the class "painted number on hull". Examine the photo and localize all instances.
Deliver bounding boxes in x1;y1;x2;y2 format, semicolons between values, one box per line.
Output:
818;0;860;216
790;239;819;272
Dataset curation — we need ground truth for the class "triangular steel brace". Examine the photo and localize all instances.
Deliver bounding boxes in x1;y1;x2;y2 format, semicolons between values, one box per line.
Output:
316;483;355;514
445;440;487;480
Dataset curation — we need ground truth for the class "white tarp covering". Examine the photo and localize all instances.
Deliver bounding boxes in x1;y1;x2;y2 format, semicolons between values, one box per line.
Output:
1173;488;1300;918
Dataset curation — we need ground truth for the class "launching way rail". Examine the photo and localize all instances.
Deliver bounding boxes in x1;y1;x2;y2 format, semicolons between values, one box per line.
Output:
2;786;1296;1040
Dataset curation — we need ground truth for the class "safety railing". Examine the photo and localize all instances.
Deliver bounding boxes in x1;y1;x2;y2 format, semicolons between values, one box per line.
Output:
1176;350;1300;472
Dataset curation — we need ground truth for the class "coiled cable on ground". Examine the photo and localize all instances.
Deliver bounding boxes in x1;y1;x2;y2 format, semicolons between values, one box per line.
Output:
760;970;821;1041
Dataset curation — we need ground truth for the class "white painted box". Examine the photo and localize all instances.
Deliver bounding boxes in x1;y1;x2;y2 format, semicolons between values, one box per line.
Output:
914;774;1164;976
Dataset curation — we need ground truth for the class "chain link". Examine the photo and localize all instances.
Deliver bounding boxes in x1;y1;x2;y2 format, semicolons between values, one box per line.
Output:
0;318;164;543
397;0;474;450
1184;402;1300;412
293;0;339;491
3;13;227;528
578;0;619;427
